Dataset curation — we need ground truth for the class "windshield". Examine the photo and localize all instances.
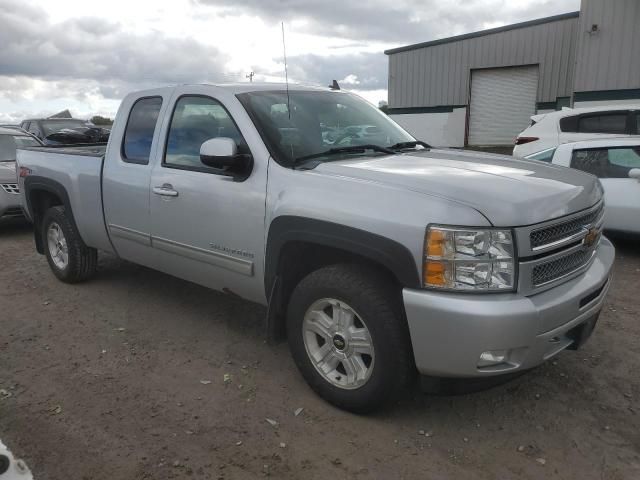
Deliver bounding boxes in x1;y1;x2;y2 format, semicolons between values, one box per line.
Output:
41;120;90;136
0;135;40;161
237;90;414;165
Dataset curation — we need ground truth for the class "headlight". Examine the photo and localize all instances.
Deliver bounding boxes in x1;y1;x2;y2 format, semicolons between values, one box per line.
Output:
423;226;516;291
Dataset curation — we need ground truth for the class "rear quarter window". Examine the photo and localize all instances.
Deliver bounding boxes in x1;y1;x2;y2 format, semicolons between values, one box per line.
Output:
578;113;627;134
560;111;629;134
122;97;163;165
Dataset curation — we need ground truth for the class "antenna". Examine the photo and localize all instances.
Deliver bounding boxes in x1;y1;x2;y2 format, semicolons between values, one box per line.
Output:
281;21;291;120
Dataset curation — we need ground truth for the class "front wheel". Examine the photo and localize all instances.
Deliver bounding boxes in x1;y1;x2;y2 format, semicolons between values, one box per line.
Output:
287;264;414;413
42;206;97;283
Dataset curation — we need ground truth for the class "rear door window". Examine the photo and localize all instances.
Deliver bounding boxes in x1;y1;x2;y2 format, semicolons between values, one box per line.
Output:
577;113;628;134
570;147;640;178
122;97;163;165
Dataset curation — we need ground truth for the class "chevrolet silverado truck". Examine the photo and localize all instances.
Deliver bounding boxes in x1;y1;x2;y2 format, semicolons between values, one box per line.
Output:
16;84;615;412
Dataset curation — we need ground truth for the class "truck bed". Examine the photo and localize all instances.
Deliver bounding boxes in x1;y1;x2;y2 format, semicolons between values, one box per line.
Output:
20;144;107;157
16;145;112;252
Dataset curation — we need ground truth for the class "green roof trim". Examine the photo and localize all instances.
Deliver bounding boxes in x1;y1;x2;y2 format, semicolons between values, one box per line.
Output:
574;89;640;102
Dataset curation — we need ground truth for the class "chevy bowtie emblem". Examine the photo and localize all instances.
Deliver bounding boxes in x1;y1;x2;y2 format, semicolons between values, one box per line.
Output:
583;227;600;248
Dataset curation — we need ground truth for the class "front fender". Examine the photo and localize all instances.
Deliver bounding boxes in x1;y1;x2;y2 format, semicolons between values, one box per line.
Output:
264;215;421;295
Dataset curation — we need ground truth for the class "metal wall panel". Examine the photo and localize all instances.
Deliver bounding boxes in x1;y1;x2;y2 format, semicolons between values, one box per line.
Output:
388;16;579;108
574;0;640;92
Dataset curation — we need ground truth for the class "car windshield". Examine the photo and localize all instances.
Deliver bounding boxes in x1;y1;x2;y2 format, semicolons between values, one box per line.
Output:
41;120;90;136
0;135;40;161
237;90;415;166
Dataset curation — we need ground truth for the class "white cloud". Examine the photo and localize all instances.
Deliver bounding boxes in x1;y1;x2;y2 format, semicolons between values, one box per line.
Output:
0;0;581;122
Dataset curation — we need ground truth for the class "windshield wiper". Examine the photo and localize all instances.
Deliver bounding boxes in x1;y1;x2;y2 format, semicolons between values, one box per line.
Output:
388;140;431;151
293;144;395;165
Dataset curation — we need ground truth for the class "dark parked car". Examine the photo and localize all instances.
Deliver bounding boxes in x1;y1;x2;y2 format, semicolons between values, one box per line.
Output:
19;118;110;145
0;127;43;220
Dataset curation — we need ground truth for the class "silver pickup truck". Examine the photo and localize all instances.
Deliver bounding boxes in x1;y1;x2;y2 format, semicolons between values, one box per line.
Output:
17;83;615;412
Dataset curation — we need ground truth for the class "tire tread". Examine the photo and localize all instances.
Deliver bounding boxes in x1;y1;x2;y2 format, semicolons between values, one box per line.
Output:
42;205;97;283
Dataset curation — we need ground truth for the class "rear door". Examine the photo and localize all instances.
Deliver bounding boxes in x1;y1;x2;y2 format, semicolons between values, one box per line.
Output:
102;89;172;264
147;85;268;303
569;145;640;233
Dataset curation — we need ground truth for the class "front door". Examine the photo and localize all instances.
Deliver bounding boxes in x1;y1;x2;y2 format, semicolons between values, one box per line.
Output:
148;88;268;303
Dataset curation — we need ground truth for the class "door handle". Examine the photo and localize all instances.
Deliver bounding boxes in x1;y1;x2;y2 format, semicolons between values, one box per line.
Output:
153;184;179;197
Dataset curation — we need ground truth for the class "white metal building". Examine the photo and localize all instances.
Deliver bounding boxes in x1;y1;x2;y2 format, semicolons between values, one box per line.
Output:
385;0;640;147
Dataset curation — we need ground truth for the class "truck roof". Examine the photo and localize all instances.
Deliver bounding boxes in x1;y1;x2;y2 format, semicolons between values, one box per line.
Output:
130;82;340;98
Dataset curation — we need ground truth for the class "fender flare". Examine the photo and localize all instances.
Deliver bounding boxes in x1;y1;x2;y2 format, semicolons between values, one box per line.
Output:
264;215;421;295
23;176;79;253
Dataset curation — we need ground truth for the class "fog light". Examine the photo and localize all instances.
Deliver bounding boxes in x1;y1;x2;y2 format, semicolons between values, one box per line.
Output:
478;350;509;367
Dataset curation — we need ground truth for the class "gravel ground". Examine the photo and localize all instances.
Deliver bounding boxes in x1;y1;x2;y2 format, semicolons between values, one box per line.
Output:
1;219;639;480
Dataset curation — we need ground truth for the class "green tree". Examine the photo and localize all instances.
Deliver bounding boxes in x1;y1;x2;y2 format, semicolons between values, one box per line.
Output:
90;115;114;126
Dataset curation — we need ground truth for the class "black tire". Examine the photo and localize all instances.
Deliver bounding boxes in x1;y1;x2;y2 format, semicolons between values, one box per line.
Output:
286;264;414;413
41;205;97;283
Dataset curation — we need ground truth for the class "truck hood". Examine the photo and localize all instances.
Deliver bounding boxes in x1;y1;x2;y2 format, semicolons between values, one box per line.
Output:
0;161;17;183
314;148;602;226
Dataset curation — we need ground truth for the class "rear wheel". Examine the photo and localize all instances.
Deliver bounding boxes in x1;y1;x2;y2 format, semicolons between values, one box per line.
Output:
287;264;414;413
42;206;97;283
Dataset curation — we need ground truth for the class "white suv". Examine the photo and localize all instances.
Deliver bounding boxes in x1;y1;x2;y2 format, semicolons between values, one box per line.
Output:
513;105;640;158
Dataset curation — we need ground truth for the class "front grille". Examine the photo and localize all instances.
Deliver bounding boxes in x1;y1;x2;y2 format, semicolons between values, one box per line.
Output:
1;183;20;195
532;249;592;286
530;205;603;249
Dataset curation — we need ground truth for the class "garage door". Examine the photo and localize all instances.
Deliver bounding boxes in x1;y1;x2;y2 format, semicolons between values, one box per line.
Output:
468;66;538;146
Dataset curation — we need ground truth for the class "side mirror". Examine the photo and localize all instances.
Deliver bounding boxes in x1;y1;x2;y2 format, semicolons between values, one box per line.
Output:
200;137;239;168
629;168;640;181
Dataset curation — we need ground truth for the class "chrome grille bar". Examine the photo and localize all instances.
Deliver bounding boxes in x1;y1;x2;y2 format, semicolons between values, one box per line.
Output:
530;204;604;251
516;201;604;295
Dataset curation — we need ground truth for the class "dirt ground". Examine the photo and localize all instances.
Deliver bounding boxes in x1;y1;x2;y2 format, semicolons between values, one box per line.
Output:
1;219;639;480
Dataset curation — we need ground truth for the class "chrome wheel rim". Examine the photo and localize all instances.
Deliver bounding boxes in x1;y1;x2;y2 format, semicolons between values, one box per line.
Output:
47;222;69;270
302;298;375;390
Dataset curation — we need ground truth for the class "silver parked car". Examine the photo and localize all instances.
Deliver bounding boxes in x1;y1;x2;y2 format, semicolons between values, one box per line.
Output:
0;127;42;220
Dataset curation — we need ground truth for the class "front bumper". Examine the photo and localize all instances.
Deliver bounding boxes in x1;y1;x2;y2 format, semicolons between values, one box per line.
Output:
403;236;615;377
